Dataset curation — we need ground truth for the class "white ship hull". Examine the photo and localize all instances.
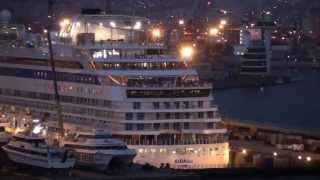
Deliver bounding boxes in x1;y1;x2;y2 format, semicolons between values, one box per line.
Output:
129;143;229;169
110;149;136;165
72;151;112;168
3;146;75;169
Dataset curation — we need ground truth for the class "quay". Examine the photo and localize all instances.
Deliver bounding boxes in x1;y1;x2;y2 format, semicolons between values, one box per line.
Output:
224;118;320;169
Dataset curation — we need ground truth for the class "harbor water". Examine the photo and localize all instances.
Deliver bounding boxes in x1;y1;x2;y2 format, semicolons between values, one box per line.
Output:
215;72;320;133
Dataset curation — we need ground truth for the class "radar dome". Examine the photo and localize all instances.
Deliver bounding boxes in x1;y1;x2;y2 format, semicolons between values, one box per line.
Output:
0;10;12;23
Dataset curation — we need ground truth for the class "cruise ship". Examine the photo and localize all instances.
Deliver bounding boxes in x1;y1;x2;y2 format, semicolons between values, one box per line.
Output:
0;11;229;169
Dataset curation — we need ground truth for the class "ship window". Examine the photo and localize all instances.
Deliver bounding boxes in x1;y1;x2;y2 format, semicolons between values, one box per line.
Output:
164;102;170;109
198;101;203;108
164;123;169;129
183;101;189;108
184;122;190;129
153;102;160;109
173;123;180;130
175;113;180;119
174;102;180;109
198;112;204;119
137;113;145;120
165;113;171;119
133;102;141;109
207;111;214;118
125;113;133;120
125;124;133;130
185;112;190;119
137;124;144;130
153;123;160;130
207;122;215;129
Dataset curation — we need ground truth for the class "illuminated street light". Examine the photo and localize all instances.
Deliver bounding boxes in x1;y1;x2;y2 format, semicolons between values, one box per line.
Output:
180;46;194;60
219;24;224;29
152;28;161;39
220;19;227;26
134;21;142;30
306;156;312;162
273;152;278;157
178;19;185;26
59;19;70;28
241;149;247;155
298;155;302;160
209;27;219;36
110;21;116;28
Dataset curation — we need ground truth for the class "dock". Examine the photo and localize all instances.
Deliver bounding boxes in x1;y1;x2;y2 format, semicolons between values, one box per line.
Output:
223;118;320;169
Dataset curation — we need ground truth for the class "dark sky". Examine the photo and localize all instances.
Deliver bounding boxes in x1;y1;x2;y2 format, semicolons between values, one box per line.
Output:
1;0;320;24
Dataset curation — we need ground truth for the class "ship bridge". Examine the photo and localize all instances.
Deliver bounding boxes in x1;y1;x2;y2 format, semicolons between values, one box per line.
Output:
60;14;149;44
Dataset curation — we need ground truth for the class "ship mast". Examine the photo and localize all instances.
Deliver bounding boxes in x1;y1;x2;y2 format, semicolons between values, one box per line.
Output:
47;0;64;139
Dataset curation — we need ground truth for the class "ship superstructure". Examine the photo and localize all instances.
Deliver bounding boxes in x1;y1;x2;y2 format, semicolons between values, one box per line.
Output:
0;13;229;169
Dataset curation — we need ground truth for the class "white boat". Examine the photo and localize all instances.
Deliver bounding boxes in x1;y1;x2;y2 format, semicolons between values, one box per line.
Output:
2;133;75;169
0;12;229;169
60;130;135;168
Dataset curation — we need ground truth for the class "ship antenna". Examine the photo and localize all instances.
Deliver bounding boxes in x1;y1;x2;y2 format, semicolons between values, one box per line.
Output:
47;0;64;139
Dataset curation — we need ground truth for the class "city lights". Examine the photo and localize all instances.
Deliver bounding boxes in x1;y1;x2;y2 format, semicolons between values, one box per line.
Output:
180;46;194;60
273;152;278;157
178;19;185;25
59;18;70;28
109;21;116;28
220;19;227;26
134;21;142;30
151;28;161;39
241;149;247;155
209;27;219;36
306;156;312;162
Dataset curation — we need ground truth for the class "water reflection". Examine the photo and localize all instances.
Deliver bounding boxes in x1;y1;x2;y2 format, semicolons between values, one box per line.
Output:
214;72;320;133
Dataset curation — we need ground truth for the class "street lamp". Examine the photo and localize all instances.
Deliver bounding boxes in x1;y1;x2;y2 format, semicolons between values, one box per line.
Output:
306;156;312;162
273;152;278;157
178;19;185;26
152;28;161;39
59;19;70;28
209;27;219;36
220;19;227;26
134;21;142;30
241;149;247;155
180;46;194;61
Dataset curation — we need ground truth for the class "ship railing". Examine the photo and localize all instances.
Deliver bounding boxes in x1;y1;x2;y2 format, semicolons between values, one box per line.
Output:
127;81;212;89
169;164;228;169
126;137;226;146
94;54;176;60
77;41;165;49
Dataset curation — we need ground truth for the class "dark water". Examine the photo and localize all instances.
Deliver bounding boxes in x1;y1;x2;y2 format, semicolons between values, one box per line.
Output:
210;176;320;180
215;72;320;133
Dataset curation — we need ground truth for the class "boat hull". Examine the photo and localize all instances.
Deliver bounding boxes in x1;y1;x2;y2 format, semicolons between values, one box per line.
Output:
2;146;75;169
129;143;230;169
71;151;113;169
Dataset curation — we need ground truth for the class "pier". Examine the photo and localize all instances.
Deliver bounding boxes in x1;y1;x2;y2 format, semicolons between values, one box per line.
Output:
224;118;320;169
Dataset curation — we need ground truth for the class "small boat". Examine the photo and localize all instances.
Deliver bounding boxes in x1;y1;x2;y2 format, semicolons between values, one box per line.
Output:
2;133;75;169
60;130;136;169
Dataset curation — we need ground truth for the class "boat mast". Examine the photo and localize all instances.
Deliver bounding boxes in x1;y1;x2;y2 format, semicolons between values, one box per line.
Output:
47;0;64;138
